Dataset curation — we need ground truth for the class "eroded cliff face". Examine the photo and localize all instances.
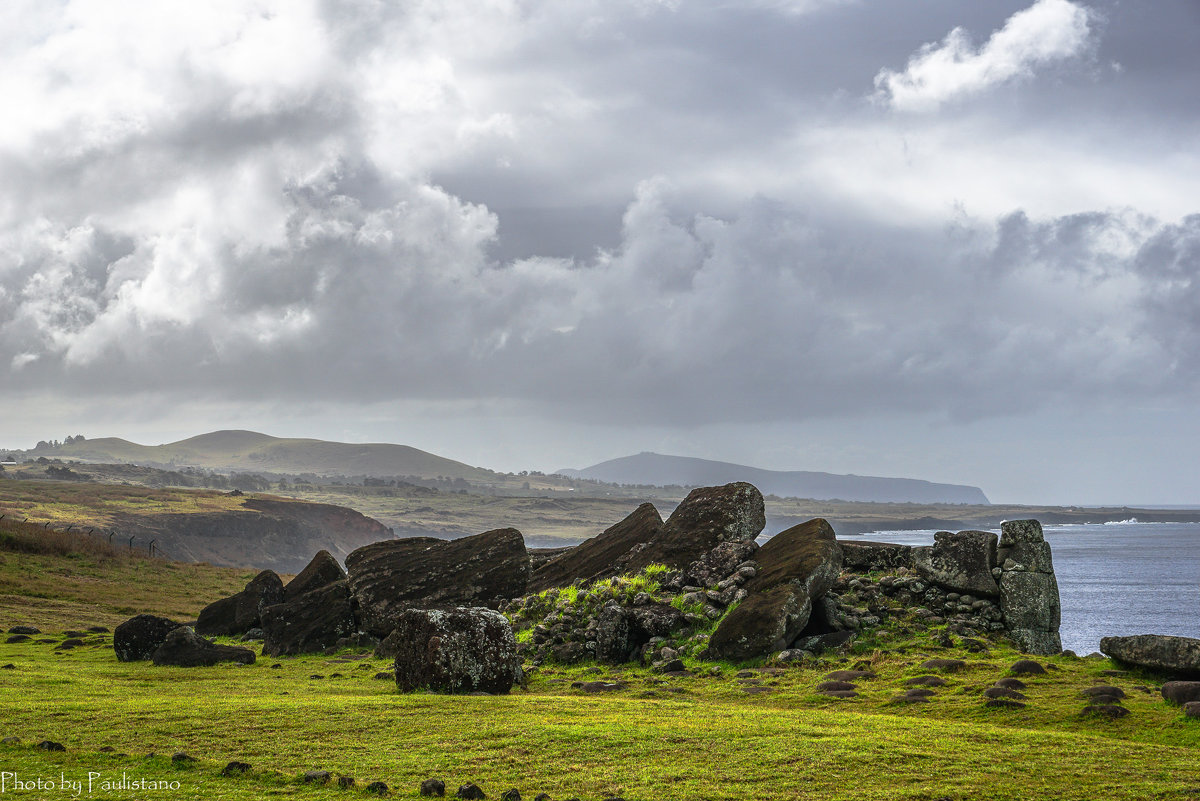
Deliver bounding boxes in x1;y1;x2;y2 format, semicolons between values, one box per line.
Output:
119;498;390;572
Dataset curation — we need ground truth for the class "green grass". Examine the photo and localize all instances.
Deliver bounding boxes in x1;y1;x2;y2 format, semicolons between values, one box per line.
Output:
0;547;1197;800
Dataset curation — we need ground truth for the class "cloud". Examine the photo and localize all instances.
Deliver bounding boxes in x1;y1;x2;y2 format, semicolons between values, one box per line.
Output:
874;0;1097;111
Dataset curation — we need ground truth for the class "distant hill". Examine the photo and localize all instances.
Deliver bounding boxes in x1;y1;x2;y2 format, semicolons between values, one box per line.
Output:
558;452;990;505
27;430;496;482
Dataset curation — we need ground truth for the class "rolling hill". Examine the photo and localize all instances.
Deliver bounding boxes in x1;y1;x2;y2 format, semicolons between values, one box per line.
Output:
26;430;497;482
558;452;990;504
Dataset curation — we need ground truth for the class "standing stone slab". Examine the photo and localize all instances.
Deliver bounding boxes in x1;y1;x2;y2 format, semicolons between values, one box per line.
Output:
527;503;662;593
392;608;520;694
347;528;530;637
620;483;765;573
262;580;358;657
284;550;347;601
997;520;1062;655
114;615;184;662
1100;635;1200;677
196;570;285;636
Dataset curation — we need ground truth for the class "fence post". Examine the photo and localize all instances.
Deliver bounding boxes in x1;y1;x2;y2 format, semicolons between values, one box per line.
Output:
108;532;115;544
128;535;135;552
148;539;157;557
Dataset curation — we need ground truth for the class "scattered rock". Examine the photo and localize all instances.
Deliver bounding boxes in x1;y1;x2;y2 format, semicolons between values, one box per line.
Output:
905;688;936;698
1100;635;1200;677
221;761;252;776
920;658;966;672
456;783;486;800
393;607;521;694
1184;701;1200;719
0;664;14;670
983;687;1027;700
196;570;285;636
1081;685;1126;700
5;635;30;644
366;780;389;794
572;681;625;692
816;680;857;692
420;778;447;797
374;671;394;680
905;675;947;687
114;615;184;662
151;627;256;667
1;737;19;744
1160;681;1200;705
347;528;531;637
7;626;40;635
36;740;66;752
500;790;522;801
285;550;348;600
1009;660;1046;675
304;770;331;784
171;752;197;764
261;580;358;657
818;689;858;698
984;699;1026;710
338;776;356;789
994;678;1027;690
791;630;855;655
825;670;876;681
87;626;109;633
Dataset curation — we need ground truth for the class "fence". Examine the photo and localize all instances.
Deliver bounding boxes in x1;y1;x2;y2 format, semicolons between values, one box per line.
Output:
0;512;170;559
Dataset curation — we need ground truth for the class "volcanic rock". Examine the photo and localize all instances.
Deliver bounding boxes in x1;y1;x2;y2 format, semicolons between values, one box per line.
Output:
196;570;285;636
619;483;765;573
151;627;256;667
285;550;347;600
392;607;521;694
261;580;358;657
1100;635;1200;677
528;503;662;593
114;614;184;662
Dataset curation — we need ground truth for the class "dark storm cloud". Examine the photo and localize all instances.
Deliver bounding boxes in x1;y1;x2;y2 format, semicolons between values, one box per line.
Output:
1;0;1197;429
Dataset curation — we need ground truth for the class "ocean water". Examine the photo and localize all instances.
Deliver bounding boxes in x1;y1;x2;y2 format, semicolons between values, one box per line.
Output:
841;521;1200;654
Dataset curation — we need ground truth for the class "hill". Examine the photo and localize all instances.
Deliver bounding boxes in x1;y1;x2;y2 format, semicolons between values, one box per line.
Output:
559;452;990;504
25;430;497;482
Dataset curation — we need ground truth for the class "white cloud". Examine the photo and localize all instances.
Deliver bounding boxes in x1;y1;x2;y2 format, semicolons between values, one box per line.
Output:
874;0;1096;112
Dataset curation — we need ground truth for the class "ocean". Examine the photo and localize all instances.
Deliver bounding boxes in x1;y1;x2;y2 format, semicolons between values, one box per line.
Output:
841;520;1200;654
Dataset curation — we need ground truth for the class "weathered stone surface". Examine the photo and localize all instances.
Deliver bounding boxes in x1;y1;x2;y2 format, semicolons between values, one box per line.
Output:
114;614;184;662
347;529;530;637
594;603;686;664
705;518;841;660
151;626;256;667
1161;681;1200;705
1000;572;1061;635
912;530;998;597
839;541;914;572
196;570;285;636
1006;627;1063;655
792;630;855;654
420;778;447;797
392;607;520;694
997;541;1054;573
999;519;1045;547
7;626;40;635
285;550;347;601
261;580;358;657
705;584;811;661
528;504;662;593
1010;659;1047;675
683;540;760;588
620;483;765;573
1101;635;1200;677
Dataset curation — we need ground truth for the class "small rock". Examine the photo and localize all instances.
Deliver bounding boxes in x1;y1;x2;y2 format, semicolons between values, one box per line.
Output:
221;761;252;776
1009;659;1046;675
920;658;965;672
1081;685;1126;700
818;689;858;698
1184;701;1200;719
97;746;114;752
816;680;856;692
1082;704;1129;719
571;681;624;692
88;626;109;633
36;740;66;752
534;795;552;801
905;688;936;698
984;699;1027;710
824;670;876;681
304;770;332;784
0;664;14;670
366;780;389;795
500;790;521;801
7;626;40;635
905;675;947;687
5;635;31;644
994;677;1027;690
171;752;197;763
456;783;486;800
420;778;447;797
1161;681;1200;706
374;671;395;680
1;737;19;745
983;687;1027;700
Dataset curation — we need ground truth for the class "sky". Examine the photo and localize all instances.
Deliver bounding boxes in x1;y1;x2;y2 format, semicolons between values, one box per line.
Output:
1;0;1198;505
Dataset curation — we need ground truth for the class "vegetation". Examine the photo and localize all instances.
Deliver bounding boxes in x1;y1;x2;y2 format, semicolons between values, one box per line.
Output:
0;544;1198;799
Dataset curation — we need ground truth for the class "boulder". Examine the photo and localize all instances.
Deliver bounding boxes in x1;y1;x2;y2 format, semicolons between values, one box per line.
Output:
1000;573;1061;626
912;530;999;597
1100;635;1200;677
261;580;358;657
527;504;662;593
392;607;521;694
285;550;347;601
996;520;1061;655
683;540;760;588
151;627;256;667
1161;681;1200;705
705;518;841;660
594;603;686;664
839;541;913;572
620;483;765;573
347;529;530;637
114;614;184;662
706;584;810;660
196;570;285;636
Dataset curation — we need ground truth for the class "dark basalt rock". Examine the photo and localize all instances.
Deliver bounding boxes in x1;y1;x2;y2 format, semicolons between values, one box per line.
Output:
1081;685;1126;700
1160;681;1200;705
151;627;256;667
392;607;521;694
221;761;252;776
792;630;855;655
920;658;966;672
816;680;856;692
912;530;999;597
304;770;331;785
528;503;662;593
839;541;914;572
347;528;530;637
825;670;877;682
420;778;447;797
1010;659;1047;675
594;603;685;664
114;614;184;662
984;686;1027;700
1184;701;1200;719
705;518;840;661
261;580;357;657
196;570;285;636
7;626;40;635
818;689;858;698
285;550;347;601
1082;704;1129;719
36;740;65;752
366;781;389;795
5;635;30;644
620;482;765;573
985;698;1027;710
500;789;521;801
994;677;1027;690
455;782;486;799
1100;635;1200;677
997;520;1062;655
682;539;760;588
905;675;947;687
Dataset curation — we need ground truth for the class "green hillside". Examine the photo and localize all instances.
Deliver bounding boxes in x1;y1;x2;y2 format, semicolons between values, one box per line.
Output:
25;430;498;482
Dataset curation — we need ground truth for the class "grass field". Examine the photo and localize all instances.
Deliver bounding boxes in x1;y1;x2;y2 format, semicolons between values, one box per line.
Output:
0;524;1198;800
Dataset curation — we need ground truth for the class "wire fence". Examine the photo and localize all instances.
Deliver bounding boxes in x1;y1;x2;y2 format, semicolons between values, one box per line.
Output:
0;512;170;559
